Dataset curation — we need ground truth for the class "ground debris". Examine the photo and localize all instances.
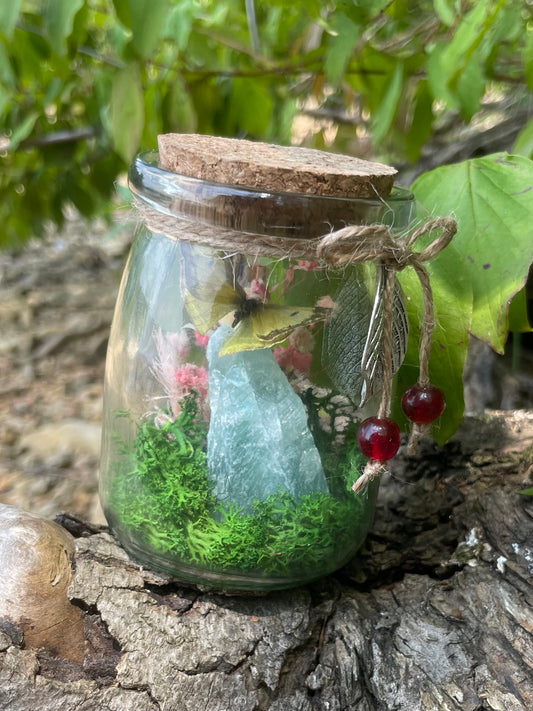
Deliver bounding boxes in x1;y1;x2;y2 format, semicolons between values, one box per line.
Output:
0;219;132;522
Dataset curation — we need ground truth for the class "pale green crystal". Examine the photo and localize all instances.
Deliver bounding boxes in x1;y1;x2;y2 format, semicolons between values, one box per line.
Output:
206;326;329;511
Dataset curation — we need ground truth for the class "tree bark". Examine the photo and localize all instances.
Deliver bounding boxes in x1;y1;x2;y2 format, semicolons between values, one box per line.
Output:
1;410;532;711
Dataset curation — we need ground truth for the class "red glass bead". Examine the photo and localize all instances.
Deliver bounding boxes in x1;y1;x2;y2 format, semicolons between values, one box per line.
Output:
402;384;446;424
357;417;401;461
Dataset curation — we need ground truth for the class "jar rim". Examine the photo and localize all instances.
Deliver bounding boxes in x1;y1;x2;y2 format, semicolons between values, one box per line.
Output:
132;151;414;202
129;151;416;240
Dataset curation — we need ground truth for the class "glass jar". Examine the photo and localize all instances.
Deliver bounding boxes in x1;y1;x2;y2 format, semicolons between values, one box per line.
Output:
100;149;416;590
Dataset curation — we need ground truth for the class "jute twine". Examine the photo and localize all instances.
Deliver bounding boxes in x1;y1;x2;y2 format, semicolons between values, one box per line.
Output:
134;198;457;492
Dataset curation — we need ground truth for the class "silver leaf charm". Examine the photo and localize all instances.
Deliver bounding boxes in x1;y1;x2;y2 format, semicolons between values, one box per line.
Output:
324;265;409;406
360;263;409;405
323;272;372;403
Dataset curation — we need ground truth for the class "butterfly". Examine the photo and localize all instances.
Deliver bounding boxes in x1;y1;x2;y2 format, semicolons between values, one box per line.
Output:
180;242;331;356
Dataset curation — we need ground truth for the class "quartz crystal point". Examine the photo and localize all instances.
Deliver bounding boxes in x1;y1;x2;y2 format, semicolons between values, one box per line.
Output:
206;326;329;511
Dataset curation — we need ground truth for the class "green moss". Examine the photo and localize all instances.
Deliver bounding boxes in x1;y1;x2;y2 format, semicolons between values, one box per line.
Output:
108;394;370;578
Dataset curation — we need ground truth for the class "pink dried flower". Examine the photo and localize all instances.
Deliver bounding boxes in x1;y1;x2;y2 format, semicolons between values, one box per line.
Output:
316;295;338;321
167;363;209;420
194;332;210;348
174;363;209;399
282;268;294;291
292;350;312;373
154;329;190;361
249;278;269;300
288;326;315;354
273;347;291;369
316;295;335;309
296;260;320;271
151;329;209;421
274;346;312;375
152;330;187;396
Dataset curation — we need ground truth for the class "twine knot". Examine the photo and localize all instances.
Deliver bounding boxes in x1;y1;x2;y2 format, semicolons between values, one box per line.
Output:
314;217;456;272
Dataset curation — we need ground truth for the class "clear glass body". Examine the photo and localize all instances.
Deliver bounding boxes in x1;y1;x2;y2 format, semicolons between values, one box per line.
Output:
100;152;416;590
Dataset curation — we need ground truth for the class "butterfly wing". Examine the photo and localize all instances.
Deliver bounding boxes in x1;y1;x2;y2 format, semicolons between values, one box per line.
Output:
180;242;245;334
180;241;332;354
219;304;331;356
185;280;240;334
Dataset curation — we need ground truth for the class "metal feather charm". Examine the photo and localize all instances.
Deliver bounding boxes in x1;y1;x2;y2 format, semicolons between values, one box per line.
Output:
323;273;371;404
324;265;408;406
360;263;409;405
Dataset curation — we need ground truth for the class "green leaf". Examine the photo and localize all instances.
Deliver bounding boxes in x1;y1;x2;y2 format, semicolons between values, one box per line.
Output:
447;1;490;59
141;82;164;143
112;0;132;28
519;487;533;497
132;0;172;59
406;80;434;162
325;13;360;87
114;0;172;59
427;0;504;118
524;31;533;92
110;65;144;163
412;154;533;353
455;48;486;120
66;181;96;217
433;0;455;27
372;63;403;146
228;78;273;136
188;80;223;135
0;0;22;40
69;0;90;46
338;0;390;23
395;240;473;444
427;42;459;109
43;77;63;106
0;41;15;88
165;1;195;51
8;112;39;151
514;117;533;159
268;96;297;145
163;77;197;133
0;90;8;121
43;0;85;56
508;288;531;333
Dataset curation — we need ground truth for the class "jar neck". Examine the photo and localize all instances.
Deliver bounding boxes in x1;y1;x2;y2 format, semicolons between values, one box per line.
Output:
129;151;416;243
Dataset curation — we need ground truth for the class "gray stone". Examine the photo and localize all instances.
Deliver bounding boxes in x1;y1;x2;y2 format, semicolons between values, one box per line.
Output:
206;326;329;510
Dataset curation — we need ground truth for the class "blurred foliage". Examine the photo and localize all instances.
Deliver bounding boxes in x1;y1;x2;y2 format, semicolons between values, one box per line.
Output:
1;0;532;246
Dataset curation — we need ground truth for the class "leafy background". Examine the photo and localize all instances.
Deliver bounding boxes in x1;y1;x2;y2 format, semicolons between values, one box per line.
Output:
1;0;533;439
1;0;532;246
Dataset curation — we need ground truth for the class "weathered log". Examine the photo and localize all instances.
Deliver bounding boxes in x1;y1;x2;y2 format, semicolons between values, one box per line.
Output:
1;410;532;711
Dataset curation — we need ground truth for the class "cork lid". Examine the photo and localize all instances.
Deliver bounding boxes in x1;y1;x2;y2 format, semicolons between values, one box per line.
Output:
157;134;396;199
